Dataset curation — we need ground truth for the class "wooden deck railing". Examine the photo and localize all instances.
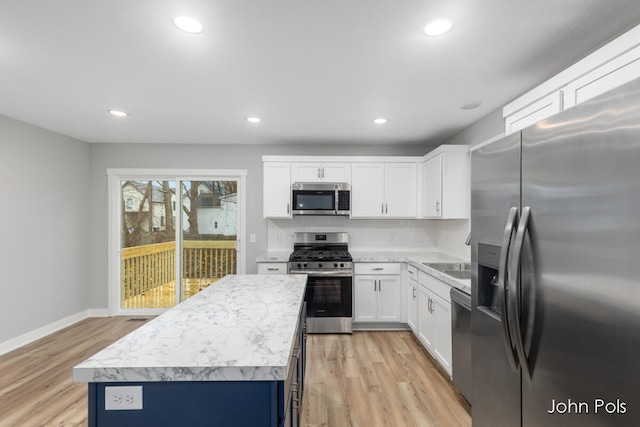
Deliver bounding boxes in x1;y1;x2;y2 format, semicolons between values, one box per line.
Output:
121;240;236;308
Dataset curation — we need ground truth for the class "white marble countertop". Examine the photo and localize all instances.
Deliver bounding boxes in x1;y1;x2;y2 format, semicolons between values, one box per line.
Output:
73;274;307;383
255;251;291;262
255;250;470;294
350;251;471;294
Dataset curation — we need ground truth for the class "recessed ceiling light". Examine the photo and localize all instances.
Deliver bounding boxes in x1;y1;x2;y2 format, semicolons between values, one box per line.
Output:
173;16;204;34
246;116;261;123
373;118;388;124
108;109;128;117
424;19;453;37
460;101;482;110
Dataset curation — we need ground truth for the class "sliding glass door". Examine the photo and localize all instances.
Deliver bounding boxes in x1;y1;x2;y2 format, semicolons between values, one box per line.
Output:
180;180;237;301
109;170;246;314
120;180;177;309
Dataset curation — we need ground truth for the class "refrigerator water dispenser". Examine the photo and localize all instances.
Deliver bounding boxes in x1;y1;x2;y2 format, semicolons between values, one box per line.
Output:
477;243;501;317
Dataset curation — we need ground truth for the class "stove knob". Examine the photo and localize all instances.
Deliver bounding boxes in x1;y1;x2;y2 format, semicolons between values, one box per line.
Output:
297;263;302;268
334;263;338;268
303;263;307;268
340;263;344;268
318;263;323;268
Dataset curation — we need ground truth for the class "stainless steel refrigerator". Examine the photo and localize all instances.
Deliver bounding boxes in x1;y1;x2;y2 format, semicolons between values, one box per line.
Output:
471;77;640;427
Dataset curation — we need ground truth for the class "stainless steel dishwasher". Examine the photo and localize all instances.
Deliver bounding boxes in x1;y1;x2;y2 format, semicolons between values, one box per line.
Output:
451;287;472;404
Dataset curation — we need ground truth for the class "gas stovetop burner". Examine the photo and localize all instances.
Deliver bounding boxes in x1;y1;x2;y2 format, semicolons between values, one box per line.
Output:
289;250;352;262
288;231;352;273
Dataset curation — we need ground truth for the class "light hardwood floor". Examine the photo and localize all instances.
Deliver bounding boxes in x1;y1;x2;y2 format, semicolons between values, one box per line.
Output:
0;317;152;427
0;319;470;427
301;331;471;427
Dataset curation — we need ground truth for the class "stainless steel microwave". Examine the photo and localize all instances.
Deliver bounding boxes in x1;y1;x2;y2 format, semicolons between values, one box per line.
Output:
291;182;350;216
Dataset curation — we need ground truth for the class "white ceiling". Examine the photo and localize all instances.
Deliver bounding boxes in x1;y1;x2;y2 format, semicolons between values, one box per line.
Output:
2;1;640;147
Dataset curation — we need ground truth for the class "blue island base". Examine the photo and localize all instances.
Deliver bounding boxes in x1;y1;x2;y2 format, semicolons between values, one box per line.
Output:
89;381;283;427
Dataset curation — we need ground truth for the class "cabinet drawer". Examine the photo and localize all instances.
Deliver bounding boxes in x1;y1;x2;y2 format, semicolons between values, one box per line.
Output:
407;265;418;281
257;263;288;275
354;263;401;275
418;270;451;302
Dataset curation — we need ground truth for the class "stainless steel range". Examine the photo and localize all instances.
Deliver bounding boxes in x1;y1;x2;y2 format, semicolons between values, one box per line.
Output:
288;232;353;334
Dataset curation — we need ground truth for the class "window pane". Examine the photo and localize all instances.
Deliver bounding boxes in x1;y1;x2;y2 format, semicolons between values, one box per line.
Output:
120;180;177;309
181;180;237;300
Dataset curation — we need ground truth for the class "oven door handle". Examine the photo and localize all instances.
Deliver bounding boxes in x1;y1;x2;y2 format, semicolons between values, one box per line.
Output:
289;270;353;277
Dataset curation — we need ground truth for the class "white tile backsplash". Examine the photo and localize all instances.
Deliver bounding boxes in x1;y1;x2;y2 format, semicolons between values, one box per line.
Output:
435;219;471;260
267;217;470;259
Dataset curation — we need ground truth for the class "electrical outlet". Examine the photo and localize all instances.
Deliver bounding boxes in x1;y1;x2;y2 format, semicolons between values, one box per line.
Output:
249;233;257;243
105;386;143;410
276;234;282;242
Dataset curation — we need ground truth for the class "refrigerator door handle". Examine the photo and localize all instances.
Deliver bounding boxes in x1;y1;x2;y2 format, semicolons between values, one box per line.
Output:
499;206;520;371
509;206;532;381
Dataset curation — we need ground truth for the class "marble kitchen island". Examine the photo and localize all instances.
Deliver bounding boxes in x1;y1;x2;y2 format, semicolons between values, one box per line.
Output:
73;274;308;427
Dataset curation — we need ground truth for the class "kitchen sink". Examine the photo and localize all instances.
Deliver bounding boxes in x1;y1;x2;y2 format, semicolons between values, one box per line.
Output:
443;270;471;280
422;262;471;272
422;262;471;280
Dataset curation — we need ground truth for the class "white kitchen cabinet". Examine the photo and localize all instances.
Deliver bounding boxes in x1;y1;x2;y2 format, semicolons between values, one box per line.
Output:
504;24;640;133
354;263;401;323
504;92;563;134
417;284;435;348
423;155;442;217
257;262;288;275
563;44;640;109
407;265;418;333
263;162;292;218
417;270;452;376
351;163;418;218
351;163;385;217
291;163;351;183
385;163;418;217
422;147;470;219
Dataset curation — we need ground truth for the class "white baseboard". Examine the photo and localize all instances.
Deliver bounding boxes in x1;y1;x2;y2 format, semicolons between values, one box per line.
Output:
87;308;110;318
0;308;107;357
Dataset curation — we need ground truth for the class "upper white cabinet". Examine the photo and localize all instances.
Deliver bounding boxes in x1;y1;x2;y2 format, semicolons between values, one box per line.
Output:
291;162;351;183
563;44;640;109
504;23;640;134
351;163;385;217
504;92;563;135
422;146;470;219
351;163;418;218
263;162;291;218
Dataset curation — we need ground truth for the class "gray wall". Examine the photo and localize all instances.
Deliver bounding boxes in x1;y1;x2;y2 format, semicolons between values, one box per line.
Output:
0;115;90;343
0;105;501;344
442;106;504;147
88;143;429;309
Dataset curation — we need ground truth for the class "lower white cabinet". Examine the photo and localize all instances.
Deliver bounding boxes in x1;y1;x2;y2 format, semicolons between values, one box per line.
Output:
417;271;452;376
407;265;418;333
257;262;288;275
354;263;401;323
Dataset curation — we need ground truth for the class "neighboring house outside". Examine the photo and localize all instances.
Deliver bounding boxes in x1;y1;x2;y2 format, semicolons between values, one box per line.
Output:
197;193;237;237
122;181;171;234
122;181;237;245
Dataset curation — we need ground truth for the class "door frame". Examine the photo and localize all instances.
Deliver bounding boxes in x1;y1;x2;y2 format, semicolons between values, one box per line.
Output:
107;168;247;315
